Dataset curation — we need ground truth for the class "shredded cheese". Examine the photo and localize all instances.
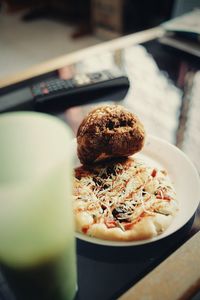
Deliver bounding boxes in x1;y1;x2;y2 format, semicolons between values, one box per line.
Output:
73;158;177;231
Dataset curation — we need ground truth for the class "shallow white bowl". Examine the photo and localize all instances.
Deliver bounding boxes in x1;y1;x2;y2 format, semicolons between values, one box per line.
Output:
73;135;200;247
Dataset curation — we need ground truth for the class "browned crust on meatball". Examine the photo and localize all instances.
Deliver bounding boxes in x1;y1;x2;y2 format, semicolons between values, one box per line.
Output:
77;105;145;165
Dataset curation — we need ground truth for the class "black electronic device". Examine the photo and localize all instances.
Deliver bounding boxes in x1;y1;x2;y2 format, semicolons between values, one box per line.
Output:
0;69;130;113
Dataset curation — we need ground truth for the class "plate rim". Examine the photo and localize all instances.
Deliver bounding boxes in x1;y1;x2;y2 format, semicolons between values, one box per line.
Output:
73;135;200;247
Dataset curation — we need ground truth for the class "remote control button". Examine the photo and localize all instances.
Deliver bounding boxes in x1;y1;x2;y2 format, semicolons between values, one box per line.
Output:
32;87;42;96
42;88;49;94
46;86;55;92
40;82;46;88
63;81;73;89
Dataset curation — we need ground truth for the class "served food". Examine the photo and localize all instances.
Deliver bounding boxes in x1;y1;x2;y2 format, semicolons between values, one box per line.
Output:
77;105;145;165
73;104;178;242
73;157;178;241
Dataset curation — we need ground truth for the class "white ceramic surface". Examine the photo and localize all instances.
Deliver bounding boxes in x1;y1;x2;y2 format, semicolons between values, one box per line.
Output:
73;135;200;246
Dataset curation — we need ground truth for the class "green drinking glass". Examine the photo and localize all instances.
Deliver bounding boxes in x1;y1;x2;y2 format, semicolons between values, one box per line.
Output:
0;112;77;300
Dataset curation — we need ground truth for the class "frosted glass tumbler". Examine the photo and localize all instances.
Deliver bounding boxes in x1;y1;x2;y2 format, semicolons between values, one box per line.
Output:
0;112;77;300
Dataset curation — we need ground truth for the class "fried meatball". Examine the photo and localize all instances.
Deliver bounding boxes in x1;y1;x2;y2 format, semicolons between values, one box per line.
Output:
77;105;145;165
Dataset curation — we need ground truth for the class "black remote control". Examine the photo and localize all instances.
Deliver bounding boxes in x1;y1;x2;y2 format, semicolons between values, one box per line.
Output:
0;69;130;113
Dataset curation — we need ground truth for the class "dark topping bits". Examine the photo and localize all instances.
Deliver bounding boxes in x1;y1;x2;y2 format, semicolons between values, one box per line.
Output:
106;166;117;176
142;189;146;196
112;205;133;222
112;207;125;218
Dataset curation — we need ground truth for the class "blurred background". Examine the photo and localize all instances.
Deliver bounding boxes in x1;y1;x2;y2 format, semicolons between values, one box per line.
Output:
0;0;200;286
0;3;200;300
0;0;200;173
1;0;199;80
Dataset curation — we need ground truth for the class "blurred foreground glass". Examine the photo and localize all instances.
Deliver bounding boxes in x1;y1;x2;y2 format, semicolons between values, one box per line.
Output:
0;112;77;300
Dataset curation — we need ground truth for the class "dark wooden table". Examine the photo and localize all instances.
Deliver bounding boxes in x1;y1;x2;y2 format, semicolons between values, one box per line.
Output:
0;27;200;299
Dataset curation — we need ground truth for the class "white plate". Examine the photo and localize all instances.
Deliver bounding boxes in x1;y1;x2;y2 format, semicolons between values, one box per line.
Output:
73;135;200;247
